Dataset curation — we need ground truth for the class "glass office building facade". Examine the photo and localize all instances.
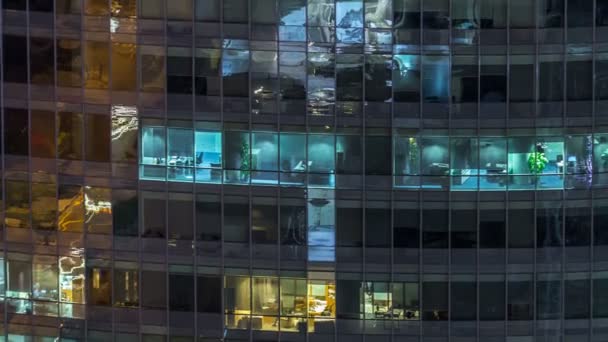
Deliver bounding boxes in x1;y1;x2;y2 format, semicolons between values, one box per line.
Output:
2;0;608;341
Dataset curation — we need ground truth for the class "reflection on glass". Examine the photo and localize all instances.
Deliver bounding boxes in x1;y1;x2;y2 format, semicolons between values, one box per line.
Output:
307;189;335;262
32;182;57;230
58;185;84;232
167;127;194;182
252;132;279;184
308;53;335;115
84;40;109;89
393;55;421;102
5;181;30;229
365;0;392;28
423;55;449;103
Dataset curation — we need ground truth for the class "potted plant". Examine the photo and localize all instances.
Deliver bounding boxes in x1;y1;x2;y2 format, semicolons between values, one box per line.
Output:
240;140;250;182
527;150;548;185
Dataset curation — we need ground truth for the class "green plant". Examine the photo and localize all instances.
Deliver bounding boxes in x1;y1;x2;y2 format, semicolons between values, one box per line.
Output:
408;137;419;172
240;140;250;181
527;151;549;174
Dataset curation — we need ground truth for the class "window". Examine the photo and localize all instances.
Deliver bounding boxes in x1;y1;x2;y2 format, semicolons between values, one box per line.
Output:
112;189;138;237
140;0;162;18
3;35;27;83
58;112;83;160
366;135;391;176
223;49;250;98
5;181;30;229
508;206;534;248
538;0;564;28
168;193;193;240
195;48;221;97
252;198;278;246
169;271;194;311
111;107;138;164
539;54;564;102
393;55;421;102
394;205;419;248
280;133;306;185
224;196;249;243
365;54;392;102
198;276;221;313
565;277;589;319
308;134;335;187
452;0;478;30
225;276;250;327
85;187;113;235
280;196;306;249
536;203;563;248
423;0;449;29
58;184;84;232
196;0;220;22
307;53;335;115
450;137;478;190
450;279;476;321
5;108;28;156
510;0;535;28
422;208;448;248
307;189;336;262
365;202;391;248
112;42;136;91
167;127;194;182
336;135;362;175
480;56;506;103
7;257;32;299
599;0;608;26
536;277;561;320
141;269;166;309
31;110;56;159
479;206;505;248
509;55;534;103
422;279;448;320
140;46;165;93
85;114;111;162
251;132;279;184
88;265;111;306
422;55;449;103
30;37;54;85
111;0;136;18
167;0;193;20
85;0;109;15
480;0;506;29
167;47;193;95
451;55;478;104
196;193;221;244
281;278;307;318
141;126;166;166
565;205;591;246
568;0;593;27
451;208;477;249
479;137;507;189
479;279;505;320
57;39;82;88
567;54;592;101
337;54;363;102
32;182;56;230
195;129;222;183
114;268;139;307
252;277;279;317
508;275;533;320
141;191;166;238
33;256;58;301
84;41;109;89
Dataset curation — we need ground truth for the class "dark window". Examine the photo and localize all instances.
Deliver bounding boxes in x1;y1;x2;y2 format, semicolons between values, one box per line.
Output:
422;281;448;320
113;189;138;237
365;55;392;102
450;281;476;320
197;276;222;313
537;280;561;320
423;209;448;248
594;276;608;317
598;0;608;26
480;55;506;102
537;204;563;248
393;55;421;102
568;0;593;27
167;47;193;95
539;0;564;28
196;194;221;241
30;37;55;85
594;204;608;246
451;208;477;248
169;273;195;311
480;208;505;248
337;203;362;247
539;55;564;102
365;205;391;248
509;55;534;102
141;270;166;309
479;281;505;320
30;0;54;12
394;208;420;248
508;208;534;248
508;278;533;320
168;194;194;240
4;108;29;156
85;114;111;162
567;55;592;101
565;206;591;246
565;279;590;319
423;0;449;29
3;35;27;83
224;197;249;243
336;54;363;102
3;0;26;10
365;135;391;175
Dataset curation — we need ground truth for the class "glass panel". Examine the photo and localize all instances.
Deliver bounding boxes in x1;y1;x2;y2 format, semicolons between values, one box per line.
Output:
6;181;30;229
167;127;194;182
58;112;83;160
195;130;222;183
58;185;84;232
224;131;251;184
365;0;392;28
393;54;421;102
280;133;306;185
33;256;59;301
223;49;250;98
307;189;336;262
308;135;335;187
422;55;449;103
31;110;56;159
308;53;335;115
84;40;109;89
32;182;57;230
57;39;82;88
251;132;279;184
450;137;478;190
